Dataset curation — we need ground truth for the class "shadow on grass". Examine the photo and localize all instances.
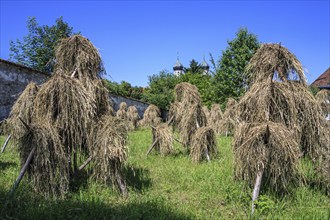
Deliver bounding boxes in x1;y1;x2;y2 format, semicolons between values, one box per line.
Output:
0;189;191;220
123;165;152;192
0;161;16;170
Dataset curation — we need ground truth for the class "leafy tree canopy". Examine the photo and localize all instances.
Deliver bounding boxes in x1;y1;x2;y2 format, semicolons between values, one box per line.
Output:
213;27;260;103
9;16;77;73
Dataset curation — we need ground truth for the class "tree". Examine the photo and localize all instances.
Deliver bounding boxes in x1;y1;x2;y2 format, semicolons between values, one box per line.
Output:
184;59;202;74
9;16;77;73
102;79;144;100
143;70;179;110
213;27;260;104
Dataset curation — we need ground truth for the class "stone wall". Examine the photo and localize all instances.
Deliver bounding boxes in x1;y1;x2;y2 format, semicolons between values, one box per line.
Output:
0;59;49;120
0;59;167;121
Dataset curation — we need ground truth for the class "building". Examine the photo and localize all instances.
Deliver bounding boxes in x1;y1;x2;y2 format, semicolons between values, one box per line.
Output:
173;56;210;76
311;67;330;88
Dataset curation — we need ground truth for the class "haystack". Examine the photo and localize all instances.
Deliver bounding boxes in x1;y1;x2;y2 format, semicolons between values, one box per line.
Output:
18;122;69;197
173;83;208;148
149;124;173;156
89;115;128;196
246;43;306;86
33;74;96;159
234;122;300;193
219;98;238;136
209;104;223;134
127;105;140;130
55;34;102;80
140;104;161;127
190;126;217;162
6;82;39;140
234;43;330;213
315;89;330;117
9;35;129;198
116;102;127;120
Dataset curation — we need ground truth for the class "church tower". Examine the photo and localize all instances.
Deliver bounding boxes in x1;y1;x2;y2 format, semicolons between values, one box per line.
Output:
173;56;184;76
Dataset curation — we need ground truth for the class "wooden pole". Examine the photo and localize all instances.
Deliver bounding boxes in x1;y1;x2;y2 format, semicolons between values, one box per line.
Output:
146;139;159;156
116;174;128;198
7;146;36;198
19;117;30;130
251;168;264;215
78;155;94;171
1;134;11;153
166;115;174;126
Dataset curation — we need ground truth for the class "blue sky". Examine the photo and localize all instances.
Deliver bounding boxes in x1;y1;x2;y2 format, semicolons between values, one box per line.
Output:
1;1;329;87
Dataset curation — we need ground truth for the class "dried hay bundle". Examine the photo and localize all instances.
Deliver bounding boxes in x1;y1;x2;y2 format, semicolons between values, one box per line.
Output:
246;43;306;86
202;106;210;120
19;122;69;197
168;101;181;130
140;104;161;127
89;115;128;192
127;105;140;129
152;124;174;156
219;99;239;136
179;103;207;147
7;82;39;140
33;74;96;157
174;82;200;104
93;79;114;117
315;89;330;117
116;102;127;120
190;126;217;162
209;104;223;134
55;35;102;80
226;98;237;109
234;122;300;193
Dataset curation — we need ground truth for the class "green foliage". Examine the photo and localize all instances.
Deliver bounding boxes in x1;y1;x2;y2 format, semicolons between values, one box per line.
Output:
142;70;179;109
9;16;77;73
103;79;144;100
184;59;202;74
309;85;320;96
213;27;260;103
0;132;330;219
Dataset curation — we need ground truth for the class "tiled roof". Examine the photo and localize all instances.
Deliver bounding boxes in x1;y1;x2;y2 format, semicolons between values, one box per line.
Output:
311;67;330;87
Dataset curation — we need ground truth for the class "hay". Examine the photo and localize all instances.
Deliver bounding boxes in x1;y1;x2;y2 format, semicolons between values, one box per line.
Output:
89;115;128;191
315;89;330;117
237;80;328;159
168;101;181;131
190;126;217;162
140;104;161;127
233;122;300;193
7;82;39;140
173;82;207;147
246;43;306;86
152;124;174;156
19;122;69;197
127;105;140;129
54;35;102;80
209;104;223;134
219;98;239;136
179;103;207;147
116;102;127;120
33;74;96;167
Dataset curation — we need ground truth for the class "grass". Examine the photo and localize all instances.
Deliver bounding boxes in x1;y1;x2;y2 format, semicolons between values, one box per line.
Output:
0;128;329;219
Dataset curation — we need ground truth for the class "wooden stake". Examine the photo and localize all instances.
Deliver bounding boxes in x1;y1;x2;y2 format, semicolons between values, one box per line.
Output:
1;134;11;153
7;146;36;199
146;139;159;156
251;168;264;215
116;174;128;198
19;117;30;130
167;115;174;126
78;155;94;171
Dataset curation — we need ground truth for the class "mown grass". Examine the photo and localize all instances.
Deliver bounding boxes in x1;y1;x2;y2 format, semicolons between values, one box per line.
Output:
0;128;329;219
